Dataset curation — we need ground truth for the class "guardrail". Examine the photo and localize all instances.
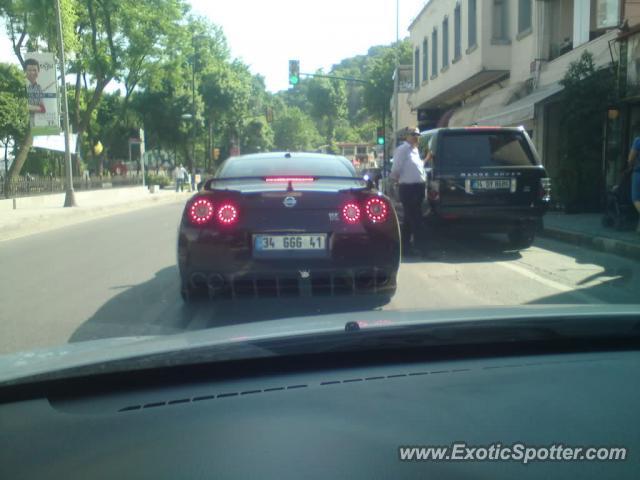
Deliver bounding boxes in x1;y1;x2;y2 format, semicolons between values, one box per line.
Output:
0;176;143;198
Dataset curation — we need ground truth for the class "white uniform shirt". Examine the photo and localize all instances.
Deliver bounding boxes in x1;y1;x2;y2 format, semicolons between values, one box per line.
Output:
390;141;426;184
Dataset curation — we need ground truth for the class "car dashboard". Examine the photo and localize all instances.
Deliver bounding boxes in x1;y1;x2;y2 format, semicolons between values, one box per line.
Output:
1;339;638;479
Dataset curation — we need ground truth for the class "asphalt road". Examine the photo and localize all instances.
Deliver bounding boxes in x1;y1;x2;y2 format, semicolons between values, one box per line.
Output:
1;202;638;355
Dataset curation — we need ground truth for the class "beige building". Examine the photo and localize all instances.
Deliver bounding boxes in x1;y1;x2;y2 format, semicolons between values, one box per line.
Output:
407;0;633;188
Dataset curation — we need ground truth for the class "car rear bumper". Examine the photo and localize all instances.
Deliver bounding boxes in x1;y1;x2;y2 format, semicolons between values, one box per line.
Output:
178;228;400;297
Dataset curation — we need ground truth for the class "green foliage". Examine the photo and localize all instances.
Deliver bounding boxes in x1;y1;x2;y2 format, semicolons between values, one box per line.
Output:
272;107;322;152
241;118;273;154
145;173;170;187
2;0;413;179
0;63;28;143
278;39;412;147
557;51;617;211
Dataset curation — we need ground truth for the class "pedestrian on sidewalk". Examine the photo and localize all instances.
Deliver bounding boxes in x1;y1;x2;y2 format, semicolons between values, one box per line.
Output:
173;164;187;192
390;126;427;256
628;135;640;232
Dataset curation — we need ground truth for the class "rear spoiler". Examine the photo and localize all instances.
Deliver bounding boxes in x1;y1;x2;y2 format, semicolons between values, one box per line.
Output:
203;176;368;191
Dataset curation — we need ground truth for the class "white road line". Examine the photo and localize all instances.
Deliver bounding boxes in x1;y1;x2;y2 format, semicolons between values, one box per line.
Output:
495;260;600;304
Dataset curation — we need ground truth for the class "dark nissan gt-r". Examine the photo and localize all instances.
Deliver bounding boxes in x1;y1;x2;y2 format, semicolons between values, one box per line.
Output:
178;152;400;301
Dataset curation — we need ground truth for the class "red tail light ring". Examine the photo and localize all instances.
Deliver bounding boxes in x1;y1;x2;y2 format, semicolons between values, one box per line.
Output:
342;202;361;224
217;203;239;225
364;197;389;223
189;198;214;225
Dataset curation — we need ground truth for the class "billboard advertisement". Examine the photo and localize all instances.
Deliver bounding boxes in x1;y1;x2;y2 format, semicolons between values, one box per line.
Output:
24;52;60;136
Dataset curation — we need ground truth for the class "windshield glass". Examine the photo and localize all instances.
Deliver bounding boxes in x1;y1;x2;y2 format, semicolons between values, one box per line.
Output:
437;131;537;169
0;0;639;385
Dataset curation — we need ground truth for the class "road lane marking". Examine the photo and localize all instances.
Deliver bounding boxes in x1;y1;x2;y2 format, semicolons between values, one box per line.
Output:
495;260;601;304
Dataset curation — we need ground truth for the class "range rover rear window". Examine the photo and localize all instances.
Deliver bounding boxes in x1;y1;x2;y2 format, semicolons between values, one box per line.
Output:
438;131;536;171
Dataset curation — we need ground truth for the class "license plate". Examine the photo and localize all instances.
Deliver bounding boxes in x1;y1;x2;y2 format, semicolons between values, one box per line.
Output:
254;234;327;251
471;179;512;190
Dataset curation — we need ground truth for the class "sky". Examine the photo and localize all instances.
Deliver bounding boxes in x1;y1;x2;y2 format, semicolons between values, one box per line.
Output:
0;0;428;93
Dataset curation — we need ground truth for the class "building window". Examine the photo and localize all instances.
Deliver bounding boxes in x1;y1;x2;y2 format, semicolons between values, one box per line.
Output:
492;0;509;41
454;3;462;59
595;0;620;29
432;29;438;77
468;0;477;49
442;17;449;69
518;0;532;34
414;47;420;88
422;38;428;82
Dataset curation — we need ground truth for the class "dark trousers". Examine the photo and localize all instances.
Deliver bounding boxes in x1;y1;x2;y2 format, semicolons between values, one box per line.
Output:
399;183;426;249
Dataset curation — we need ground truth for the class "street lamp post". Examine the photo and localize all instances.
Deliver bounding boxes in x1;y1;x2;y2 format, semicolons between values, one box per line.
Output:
191;52;196;172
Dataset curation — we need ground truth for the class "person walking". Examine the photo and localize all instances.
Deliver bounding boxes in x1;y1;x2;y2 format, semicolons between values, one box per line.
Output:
627;134;640;233
390;127;427;256
174;164;186;192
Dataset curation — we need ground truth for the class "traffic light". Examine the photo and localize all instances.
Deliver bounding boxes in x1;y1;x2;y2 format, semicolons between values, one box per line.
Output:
289;60;300;86
213;148;220;160
376;127;385;145
265;107;274;123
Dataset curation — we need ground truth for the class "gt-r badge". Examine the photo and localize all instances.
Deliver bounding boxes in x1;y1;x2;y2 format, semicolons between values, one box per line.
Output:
283;196;297;208
328;212;339;222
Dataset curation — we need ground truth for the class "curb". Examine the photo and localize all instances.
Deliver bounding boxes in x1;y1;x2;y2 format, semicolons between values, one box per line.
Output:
541;227;640;262
0;192;190;242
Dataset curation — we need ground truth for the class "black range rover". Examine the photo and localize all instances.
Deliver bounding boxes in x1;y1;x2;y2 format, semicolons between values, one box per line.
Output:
421;126;551;249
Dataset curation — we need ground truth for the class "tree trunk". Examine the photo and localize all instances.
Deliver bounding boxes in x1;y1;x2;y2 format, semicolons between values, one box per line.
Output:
4;129;34;193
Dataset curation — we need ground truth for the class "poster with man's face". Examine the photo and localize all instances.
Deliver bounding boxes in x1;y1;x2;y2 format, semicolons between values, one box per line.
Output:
24;52;60;136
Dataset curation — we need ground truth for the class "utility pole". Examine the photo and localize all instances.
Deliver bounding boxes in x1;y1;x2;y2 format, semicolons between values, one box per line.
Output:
394;0;400;161
55;0;76;207
191;48;196;173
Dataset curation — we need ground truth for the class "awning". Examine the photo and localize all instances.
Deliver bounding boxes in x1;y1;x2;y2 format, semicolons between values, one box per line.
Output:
448;101;480;127
476;83;564;126
448;84;521;127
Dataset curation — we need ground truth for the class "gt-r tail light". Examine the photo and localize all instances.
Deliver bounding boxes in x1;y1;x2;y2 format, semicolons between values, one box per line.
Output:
188;198;214;225
342;202;361;224
217;203;239;225
364;197;389;223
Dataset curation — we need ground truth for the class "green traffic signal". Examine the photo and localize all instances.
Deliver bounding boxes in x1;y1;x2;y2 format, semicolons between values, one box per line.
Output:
289;60;300;86
377;137;385;145
376;127;385;145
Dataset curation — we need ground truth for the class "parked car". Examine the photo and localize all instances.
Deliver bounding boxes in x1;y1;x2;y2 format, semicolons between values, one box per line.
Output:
384;127;550;249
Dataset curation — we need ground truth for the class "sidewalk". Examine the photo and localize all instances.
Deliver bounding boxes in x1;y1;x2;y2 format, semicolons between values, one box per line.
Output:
541;212;640;261
0;186;191;242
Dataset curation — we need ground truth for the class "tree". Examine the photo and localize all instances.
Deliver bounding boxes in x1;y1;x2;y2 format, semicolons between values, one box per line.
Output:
306;75;347;145
0;0;78;183
69;0;186;172
241;118;273;154
363;40;412;120
557;51;617;212
0;63;28;193
273;107;321;152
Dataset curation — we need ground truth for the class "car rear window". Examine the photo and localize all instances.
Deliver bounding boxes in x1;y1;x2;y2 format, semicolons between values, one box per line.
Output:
438;131;536;170
218;156;356;178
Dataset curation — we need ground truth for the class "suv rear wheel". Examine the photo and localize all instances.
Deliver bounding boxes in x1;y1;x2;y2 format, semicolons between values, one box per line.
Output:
508;227;535;249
